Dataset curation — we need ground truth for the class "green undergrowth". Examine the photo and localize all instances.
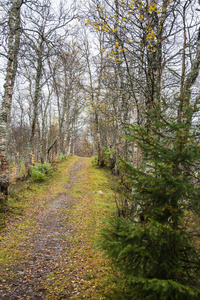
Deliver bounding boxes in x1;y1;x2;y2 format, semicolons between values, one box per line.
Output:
29;163;52;182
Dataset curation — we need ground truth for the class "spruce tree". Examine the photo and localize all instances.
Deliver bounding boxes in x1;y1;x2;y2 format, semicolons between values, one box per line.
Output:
101;100;200;299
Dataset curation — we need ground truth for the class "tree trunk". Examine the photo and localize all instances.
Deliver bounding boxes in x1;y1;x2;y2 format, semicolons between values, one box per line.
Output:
0;0;21;203
29;39;43;153
146;0;162;129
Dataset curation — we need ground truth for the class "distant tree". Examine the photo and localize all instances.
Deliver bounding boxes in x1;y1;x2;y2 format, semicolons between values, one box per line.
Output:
74;129;94;157
19;0;74;164
49;41;85;158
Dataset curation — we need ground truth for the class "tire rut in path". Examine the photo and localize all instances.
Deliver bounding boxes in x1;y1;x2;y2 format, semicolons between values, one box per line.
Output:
0;157;88;300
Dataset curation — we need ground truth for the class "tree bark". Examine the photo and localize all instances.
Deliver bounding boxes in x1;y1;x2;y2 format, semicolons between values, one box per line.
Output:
28;39;43;152
0;0;22;203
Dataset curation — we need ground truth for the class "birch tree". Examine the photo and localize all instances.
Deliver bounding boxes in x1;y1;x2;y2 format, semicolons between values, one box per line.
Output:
0;0;22;203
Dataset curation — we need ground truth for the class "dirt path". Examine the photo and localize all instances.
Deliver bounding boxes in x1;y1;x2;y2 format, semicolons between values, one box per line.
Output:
0;157;94;299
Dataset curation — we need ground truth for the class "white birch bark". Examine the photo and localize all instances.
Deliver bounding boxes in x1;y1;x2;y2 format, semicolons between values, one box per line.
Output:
0;0;22;202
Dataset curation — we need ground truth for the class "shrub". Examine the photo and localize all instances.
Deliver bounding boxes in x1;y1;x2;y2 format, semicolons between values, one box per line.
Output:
30;163;52;182
30;168;46;182
91;156;98;166
36;163;51;174
99;147;116;169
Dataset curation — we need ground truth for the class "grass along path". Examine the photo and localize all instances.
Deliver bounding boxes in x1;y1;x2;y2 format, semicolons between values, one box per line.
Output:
0;156;117;299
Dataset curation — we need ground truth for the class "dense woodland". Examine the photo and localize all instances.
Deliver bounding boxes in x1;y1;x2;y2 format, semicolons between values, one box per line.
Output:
1;0;200;299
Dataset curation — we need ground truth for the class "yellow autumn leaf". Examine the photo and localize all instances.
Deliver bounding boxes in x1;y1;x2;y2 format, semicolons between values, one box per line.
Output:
146;29;156;40
139;14;144;21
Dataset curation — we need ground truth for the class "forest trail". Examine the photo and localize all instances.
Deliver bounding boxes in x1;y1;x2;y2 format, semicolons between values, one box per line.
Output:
0;157;115;299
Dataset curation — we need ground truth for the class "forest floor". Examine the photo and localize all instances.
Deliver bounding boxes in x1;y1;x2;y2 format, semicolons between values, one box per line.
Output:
0;156;117;299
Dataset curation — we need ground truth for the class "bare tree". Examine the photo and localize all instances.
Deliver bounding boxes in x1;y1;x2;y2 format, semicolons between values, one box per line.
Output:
18;0;75;164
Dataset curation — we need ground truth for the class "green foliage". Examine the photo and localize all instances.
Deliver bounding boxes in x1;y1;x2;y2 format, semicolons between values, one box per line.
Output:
36;163;51;174
105;277;199;300
101;147;116;169
91;155;98;166
20;161;26;177
100;273;199;300
125;109;200;220
101;216;200;299
30;168;46;182
92;147;116;169
100;106;200;299
30;163;52;182
58;153;68;161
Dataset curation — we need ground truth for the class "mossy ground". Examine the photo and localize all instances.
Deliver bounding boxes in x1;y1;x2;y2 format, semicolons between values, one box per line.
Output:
0;156;79;229
43;159;117;299
0;156;119;299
